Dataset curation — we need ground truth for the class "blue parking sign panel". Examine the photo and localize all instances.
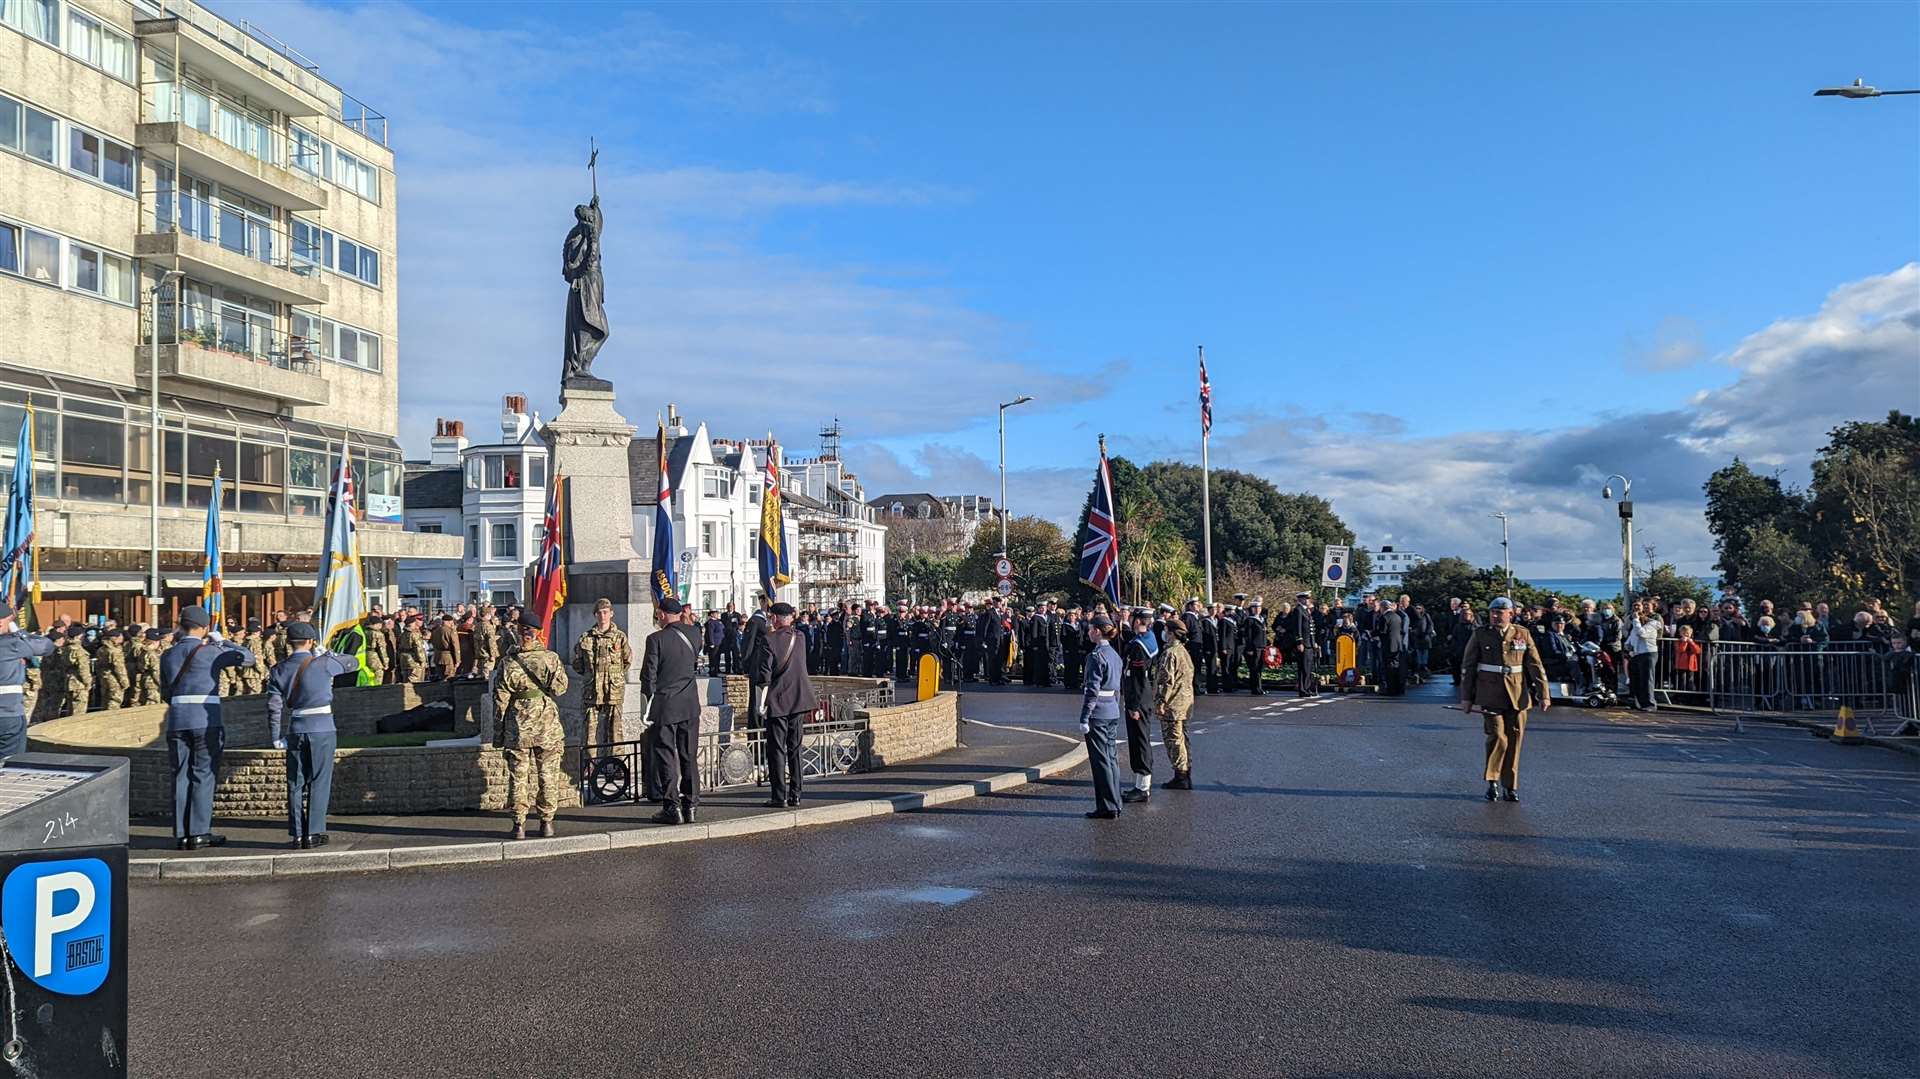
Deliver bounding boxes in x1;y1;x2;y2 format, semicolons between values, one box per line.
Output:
2;857;113;996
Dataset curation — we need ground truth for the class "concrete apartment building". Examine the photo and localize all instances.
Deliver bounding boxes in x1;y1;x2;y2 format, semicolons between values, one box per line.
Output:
0;0;457;624
1371;545;1426;589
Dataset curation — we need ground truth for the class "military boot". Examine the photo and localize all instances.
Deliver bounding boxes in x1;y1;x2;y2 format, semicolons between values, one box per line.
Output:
1165;772;1192;790
510;820;526;840
539;819;557;838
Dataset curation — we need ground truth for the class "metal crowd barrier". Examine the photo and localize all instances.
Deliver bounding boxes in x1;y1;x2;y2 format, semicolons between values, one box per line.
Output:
578;693;876;806
1703;640;1918;734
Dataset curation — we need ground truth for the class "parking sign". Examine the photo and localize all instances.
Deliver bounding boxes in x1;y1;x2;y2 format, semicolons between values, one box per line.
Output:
1321;545;1350;588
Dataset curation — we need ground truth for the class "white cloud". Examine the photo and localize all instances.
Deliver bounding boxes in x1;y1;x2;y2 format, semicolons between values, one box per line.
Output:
861;265;1920;579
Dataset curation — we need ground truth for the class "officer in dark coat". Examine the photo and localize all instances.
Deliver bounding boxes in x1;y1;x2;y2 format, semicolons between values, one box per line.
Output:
1120;610;1159;803
1289;591;1319;696
265;621;358;848
1214;601;1240;692
979;600;1010;685
159;605;253;850
1241;599;1270;695
0;602;53;758
1181;599;1209;696
753;602;818;807
1077;617;1124;819
824;605;848;675
1060;607;1087;689
641;598;704;824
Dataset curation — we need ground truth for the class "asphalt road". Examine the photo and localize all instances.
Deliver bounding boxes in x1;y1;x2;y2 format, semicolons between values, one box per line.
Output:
128;680;1919;1078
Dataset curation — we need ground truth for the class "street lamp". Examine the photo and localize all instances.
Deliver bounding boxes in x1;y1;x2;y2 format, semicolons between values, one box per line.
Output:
997;395;1033;556
1602;474;1634;609
1489;512;1511;600
1814;77;1920;99
147;268;185;621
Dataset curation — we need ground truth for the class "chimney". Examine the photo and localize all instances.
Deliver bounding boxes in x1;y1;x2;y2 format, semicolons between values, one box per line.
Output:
429;418;468;466
666;402;687;438
501;394;531;444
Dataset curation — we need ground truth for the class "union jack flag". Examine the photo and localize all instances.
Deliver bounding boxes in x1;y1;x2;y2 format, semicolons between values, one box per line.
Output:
529;474;568;646
1075;437;1121;606
1198;345;1212;438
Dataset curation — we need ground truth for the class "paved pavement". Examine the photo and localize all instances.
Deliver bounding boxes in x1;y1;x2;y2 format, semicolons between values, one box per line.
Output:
127;680;1919;1078
126;715;1071;861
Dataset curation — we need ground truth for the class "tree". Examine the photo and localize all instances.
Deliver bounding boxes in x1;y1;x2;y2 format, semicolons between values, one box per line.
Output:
1638;562;1713;609
899;553;961;605
1702;459;1806;591
959;515;1073;604
1733;524;1821;610
883;516;970;600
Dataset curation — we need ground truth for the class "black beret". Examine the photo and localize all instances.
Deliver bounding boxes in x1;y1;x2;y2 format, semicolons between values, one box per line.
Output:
769;601;796;616
287;622;319;642
179;605;211;628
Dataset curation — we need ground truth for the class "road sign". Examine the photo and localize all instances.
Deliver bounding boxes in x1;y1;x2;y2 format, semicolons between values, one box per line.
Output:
995;578;1014;597
1321;545;1350;588
994;557;1014;579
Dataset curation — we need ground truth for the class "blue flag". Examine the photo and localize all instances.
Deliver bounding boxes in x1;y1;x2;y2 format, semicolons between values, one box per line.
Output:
201;468;223;620
650;421;677;602
1;410;37;618
315;436;366;645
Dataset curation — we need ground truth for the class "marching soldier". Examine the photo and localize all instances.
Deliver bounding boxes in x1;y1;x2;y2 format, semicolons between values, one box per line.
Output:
1154;618;1196;789
492;613;570;839
573;598;633;745
96;628;130;710
0;602;54;756
1457;596;1550;802
1241;599;1269;695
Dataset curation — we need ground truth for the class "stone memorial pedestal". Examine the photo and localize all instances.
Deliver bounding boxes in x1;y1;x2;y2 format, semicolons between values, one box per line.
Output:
542;383;652;745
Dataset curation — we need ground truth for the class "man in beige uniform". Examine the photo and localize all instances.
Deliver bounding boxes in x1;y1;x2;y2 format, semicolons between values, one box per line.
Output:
1154;619;1196;789
1457;595;1549;802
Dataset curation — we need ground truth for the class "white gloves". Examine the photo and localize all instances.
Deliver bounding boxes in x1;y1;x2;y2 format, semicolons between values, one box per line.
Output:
1078;719;1090;736
273;739;287;750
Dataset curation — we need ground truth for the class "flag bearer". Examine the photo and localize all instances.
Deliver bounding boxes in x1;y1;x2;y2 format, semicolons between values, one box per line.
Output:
266;621;358;849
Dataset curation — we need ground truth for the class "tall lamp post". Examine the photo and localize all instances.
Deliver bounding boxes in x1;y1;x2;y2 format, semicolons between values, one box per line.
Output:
1603;474;1634;608
147;268;185;621
1489;512;1511;600
1813;77;1920;99
997;395;1033;556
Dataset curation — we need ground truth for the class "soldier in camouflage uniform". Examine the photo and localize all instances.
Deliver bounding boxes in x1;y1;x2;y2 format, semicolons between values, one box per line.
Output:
572;598;633;745
237;625;268;696
22;661;39;720
361;615;389;685
131;630;165;705
396;618;428;683
491;616;570;839
96;628;130;711
471;609;500;681
56;630;92;718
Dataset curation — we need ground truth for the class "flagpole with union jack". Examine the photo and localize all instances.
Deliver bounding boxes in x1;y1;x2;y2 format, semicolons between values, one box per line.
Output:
1198;344;1214;605
1075;435;1121;608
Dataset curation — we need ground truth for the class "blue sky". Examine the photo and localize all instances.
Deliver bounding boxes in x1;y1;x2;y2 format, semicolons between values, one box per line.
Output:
230;0;1919;577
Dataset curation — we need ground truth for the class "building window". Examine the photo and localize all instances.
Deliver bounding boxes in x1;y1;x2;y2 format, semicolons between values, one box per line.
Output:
484;455;503;489
700;521;720;557
19;102;56;164
491;589;516;606
1;0;58;46
702;469;729;499
466;523;480;560
503;457;521;489
22;226;57;284
64;9;132;81
415;586;443;611
527;456;547;488
417;522;443;534
490;521;516;560
464;456;481;490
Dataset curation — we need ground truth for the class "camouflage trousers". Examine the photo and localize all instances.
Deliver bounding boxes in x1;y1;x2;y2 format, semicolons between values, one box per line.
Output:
583;699;624;745
503;705;566;823
1159;705;1192;773
133;676;162;706
99;675;129;711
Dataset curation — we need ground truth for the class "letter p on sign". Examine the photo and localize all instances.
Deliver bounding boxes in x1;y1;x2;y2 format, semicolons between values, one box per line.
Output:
2;857;112;995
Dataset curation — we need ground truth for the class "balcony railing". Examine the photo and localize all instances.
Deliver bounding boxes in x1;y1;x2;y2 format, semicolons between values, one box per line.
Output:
142;87;315;172
143;305;321;374
144;192;322;280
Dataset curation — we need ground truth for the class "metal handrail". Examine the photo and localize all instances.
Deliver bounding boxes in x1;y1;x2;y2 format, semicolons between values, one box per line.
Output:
144;192;322;279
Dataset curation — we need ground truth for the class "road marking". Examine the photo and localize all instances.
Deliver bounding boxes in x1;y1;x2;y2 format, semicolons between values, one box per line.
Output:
959;718;1081;745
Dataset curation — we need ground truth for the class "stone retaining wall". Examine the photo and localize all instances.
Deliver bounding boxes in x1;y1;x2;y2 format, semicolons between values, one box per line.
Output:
861;692;959;768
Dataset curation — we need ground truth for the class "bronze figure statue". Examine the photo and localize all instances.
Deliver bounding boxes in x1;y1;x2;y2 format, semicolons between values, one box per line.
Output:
562;141;609;388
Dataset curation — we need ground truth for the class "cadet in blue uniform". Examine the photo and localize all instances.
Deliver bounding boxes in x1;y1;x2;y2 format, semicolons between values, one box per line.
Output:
1078;617;1125;819
265;621;359;849
159;605;254;850
0;602;54;758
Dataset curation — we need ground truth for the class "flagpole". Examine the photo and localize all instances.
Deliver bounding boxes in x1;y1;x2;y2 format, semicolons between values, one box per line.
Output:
1199;345;1214;606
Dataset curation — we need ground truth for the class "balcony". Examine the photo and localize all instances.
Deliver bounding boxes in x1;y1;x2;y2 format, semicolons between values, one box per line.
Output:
140;310;330;408
137;195;328;307
135;121;328;211
133;14;327;120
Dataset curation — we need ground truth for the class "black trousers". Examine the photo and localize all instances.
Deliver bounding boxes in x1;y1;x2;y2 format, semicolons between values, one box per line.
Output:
766;712;806;804
893;646;911;682
1629;653;1654;709
705;645;727;675
1186;644;1208;694
1297;647;1317;695
1124;708;1154;778
962;646;981;683
646;721;699;807
1204;652;1222;693
1063;652;1084;689
985;640;1008;684
1244;650;1265;694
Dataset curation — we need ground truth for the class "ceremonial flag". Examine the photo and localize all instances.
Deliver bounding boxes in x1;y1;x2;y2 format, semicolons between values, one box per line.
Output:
758;441;790;601
529;474;568;646
1075;435;1121;606
201;465;224;620
650;422;677;603
1;408;39;623
1199;348;1213;437
315;435;366;647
